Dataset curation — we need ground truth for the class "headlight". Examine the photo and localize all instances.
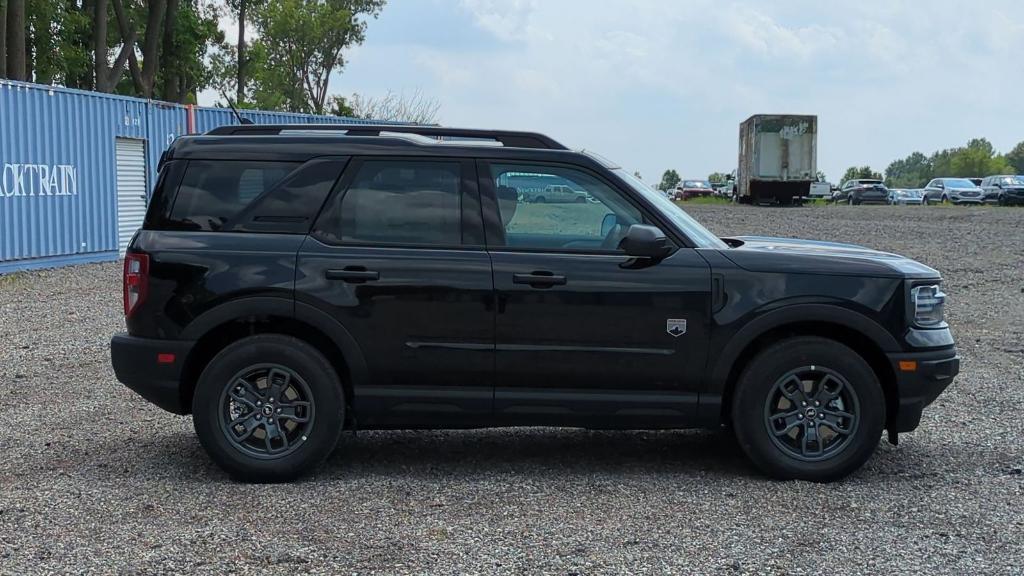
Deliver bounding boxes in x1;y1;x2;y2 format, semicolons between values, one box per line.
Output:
911;284;946;327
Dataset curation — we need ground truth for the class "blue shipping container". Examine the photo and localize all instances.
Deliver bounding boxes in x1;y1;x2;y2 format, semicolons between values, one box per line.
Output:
0;80;369;274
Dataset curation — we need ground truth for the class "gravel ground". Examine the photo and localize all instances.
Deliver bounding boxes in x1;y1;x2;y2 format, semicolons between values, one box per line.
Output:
1;204;1022;575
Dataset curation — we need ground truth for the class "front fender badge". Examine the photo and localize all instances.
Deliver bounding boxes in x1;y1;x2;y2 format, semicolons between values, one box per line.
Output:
667;319;687;337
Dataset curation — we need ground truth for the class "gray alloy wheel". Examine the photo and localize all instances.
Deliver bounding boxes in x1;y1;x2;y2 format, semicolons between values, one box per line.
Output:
763;366;861;462
218;363;315;459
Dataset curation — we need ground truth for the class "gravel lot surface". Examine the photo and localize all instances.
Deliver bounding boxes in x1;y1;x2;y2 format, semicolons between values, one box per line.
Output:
1;205;1022;575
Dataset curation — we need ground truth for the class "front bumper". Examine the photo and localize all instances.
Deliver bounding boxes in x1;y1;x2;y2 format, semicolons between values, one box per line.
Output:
887;347;960;432
110;333;195;414
951;195;983;204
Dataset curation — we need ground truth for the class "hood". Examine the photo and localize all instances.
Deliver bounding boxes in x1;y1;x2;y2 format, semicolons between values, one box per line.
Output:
720;236;939;279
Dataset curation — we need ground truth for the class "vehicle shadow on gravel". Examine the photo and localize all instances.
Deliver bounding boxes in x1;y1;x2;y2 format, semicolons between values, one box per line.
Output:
318;428;755;480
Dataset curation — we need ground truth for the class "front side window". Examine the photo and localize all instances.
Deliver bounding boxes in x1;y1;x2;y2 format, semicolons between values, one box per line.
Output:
489;163;642;251
319;160;462;246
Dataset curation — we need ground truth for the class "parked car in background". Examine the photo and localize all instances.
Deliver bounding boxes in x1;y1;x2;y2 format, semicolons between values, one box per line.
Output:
711;180;733;197
673;180;714;200
980;175;1024;205
889;189;924;205
522;184;590;203
836;179;889;205
922;178;984;205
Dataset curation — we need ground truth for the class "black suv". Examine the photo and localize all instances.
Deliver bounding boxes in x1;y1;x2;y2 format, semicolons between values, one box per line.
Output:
111;125;959;483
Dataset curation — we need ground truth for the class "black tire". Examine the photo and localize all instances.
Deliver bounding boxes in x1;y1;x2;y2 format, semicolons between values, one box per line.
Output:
192;334;345;482
575;196;587;203
731;336;884;482
534;196;546;204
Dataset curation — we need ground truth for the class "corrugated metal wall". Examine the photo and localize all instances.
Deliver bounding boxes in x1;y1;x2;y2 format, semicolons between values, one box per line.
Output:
0;80;372;273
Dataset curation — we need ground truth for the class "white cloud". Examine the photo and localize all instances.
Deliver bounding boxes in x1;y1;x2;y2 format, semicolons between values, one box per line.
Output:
313;1;1024;182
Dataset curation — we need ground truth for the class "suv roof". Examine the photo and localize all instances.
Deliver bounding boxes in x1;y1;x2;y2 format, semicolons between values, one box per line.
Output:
204;124;568;149
165;125;589;167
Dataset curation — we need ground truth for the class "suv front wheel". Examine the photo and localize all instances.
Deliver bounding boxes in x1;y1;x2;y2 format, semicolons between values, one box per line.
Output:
731;336;884;481
192;334;345;482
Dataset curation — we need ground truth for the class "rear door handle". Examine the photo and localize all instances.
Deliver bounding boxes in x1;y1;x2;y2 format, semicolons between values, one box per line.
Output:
512;272;567;288
326;268;379;283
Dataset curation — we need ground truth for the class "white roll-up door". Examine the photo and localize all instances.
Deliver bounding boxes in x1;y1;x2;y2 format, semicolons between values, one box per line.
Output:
115;138;148;254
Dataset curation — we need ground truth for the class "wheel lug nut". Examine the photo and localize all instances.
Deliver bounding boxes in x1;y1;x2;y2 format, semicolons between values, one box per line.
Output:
814;401;820;406
256;415;262;420
802;401;807;406
798;414;804;419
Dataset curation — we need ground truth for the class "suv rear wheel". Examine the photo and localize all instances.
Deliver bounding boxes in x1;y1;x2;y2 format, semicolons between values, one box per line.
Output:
731;336;884;481
192;334;344;482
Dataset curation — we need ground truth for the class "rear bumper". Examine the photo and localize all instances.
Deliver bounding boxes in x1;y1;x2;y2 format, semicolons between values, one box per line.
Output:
887;347;960;432
110;333;195;414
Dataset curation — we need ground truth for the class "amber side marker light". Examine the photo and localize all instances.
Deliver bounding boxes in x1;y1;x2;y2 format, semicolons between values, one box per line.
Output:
899;360;918;372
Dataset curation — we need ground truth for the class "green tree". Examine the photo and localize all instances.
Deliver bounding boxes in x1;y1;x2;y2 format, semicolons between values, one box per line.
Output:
885;151;932;188
249;0;385;114
658;169;681;191
707;172;730;183
1005;141;1024;174
841;166;882;183
815;170;827;183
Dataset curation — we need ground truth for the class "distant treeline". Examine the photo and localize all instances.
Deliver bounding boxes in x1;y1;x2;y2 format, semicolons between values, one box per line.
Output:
842;138;1024;188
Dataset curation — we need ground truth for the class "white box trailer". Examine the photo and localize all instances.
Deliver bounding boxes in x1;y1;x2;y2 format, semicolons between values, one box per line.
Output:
736;114;817;205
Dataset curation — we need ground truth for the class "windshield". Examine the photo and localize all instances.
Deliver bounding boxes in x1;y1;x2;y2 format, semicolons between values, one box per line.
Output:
944;178;977;188
613;169;728;249
1001;176;1024;186
684;180;710;188
857;180;884;186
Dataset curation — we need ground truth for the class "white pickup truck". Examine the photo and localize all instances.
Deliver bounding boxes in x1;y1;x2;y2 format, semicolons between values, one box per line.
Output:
522;184;592;203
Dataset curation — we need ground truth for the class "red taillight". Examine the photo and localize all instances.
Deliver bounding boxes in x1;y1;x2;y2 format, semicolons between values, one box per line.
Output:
123;253;149;318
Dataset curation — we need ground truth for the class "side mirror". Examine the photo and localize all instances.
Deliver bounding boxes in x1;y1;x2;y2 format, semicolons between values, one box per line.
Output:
618;224;671;259
600;213;617;237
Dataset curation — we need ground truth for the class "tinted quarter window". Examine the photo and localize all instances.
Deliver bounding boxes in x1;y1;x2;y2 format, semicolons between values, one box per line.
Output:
168;161;296;231
321;160;462;246
488;163;643;251
230;159;347;234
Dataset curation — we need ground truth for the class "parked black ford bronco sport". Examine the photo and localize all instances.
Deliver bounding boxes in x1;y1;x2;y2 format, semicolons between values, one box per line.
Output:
111;125;959;483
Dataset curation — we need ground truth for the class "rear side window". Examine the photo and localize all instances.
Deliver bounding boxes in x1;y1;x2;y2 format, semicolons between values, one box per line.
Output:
168;161;295;231
316;160;464;246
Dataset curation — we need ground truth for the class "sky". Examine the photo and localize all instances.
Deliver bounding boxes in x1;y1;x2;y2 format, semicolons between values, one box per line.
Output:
203;0;1024;184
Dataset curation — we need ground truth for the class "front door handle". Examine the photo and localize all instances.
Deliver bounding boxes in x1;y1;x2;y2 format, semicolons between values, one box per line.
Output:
513;271;567;288
326;268;379;283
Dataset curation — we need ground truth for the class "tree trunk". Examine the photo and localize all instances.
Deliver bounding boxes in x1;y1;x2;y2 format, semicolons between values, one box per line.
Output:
160;0;179;101
236;0;246;104
5;0;25;80
109;0;140;93
138;0;166;97
26;29;39;83
93;0;108;88
0;0;7;78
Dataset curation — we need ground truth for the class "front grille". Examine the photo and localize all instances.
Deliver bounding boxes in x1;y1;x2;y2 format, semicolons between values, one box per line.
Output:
960;191;979;197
